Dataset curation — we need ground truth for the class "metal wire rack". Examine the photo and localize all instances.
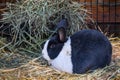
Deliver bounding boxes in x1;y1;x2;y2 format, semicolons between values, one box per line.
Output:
77;0;120;36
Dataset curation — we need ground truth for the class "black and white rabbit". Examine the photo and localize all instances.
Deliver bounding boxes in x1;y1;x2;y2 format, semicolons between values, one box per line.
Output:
42;19;112;74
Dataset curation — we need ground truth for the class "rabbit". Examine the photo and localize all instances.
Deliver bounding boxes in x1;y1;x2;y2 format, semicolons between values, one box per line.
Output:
42;19;112;74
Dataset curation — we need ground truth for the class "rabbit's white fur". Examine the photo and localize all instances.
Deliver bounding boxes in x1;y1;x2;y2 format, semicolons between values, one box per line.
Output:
42;40;51;61
42;37;73;73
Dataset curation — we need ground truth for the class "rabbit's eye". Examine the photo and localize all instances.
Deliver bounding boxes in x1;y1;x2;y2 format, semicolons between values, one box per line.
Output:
50;44;56;48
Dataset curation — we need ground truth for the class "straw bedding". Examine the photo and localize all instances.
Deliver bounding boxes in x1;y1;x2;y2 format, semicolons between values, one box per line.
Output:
0;38;120;80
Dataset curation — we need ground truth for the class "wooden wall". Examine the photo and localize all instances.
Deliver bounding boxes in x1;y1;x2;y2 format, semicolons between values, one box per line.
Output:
75;0;120;36
75;0;120;22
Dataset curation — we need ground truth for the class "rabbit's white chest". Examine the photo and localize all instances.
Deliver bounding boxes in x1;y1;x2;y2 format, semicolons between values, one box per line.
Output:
51;53;72;73
50;38;73;73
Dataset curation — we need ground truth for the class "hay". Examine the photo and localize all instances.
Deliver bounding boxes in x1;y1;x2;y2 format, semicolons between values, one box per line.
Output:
1;0;92;47
0;0;93;59
0;58;119;80
0;38;120;80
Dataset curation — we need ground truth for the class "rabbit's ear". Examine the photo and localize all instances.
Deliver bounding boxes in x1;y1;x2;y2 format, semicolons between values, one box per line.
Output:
57;27;66;42
56;19;68;42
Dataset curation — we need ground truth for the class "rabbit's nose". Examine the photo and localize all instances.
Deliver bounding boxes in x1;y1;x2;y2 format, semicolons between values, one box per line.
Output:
42;52;45;58
41;51;45;58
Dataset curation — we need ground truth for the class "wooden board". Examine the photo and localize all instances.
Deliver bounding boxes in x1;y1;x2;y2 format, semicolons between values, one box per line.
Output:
75;0;120;22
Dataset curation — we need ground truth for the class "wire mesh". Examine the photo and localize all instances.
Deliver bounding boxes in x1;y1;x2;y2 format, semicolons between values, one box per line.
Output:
78;0;120;36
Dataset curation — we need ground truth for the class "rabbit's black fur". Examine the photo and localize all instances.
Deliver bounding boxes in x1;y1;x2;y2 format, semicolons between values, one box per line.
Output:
70;29;112;73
